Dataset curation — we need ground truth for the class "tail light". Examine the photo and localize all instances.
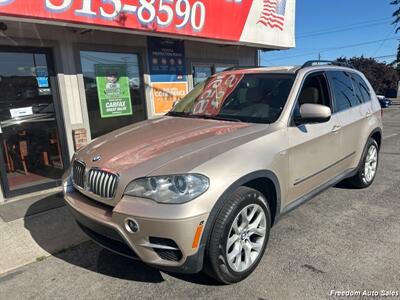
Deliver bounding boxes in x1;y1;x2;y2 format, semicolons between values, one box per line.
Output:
381;108;383;118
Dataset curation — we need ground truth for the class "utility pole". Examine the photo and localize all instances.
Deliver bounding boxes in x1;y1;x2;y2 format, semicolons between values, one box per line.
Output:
318;53;321;61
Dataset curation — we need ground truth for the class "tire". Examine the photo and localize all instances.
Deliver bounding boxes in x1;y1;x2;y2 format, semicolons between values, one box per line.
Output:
347;138;379;188
204;186;271;284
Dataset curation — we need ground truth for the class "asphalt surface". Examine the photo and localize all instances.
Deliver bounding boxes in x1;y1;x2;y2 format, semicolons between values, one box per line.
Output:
1;107;399;300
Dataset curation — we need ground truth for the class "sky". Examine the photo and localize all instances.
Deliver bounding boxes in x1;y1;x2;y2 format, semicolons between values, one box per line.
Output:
261;0;398;66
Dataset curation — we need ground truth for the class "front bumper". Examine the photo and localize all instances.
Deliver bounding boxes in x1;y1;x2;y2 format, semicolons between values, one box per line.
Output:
64;181;209;273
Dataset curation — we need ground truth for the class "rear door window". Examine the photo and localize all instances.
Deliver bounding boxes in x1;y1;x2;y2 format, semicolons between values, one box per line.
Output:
351;73;371;103
327;71;359;112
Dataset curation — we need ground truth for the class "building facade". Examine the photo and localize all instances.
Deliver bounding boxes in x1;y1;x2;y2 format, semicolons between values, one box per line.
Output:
0;0;295;203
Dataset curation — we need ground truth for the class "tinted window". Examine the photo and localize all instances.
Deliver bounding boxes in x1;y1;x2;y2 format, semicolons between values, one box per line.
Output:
327;71;359;112
351;73;371;103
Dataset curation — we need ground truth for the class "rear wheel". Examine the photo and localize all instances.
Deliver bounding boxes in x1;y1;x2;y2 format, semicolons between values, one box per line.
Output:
347;138;379;188
204;187;271;284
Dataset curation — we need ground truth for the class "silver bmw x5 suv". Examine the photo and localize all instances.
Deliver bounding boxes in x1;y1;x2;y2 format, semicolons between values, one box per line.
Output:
63;61;383;284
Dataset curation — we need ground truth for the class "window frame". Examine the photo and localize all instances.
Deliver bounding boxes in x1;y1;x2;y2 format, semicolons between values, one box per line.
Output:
289;71;334;126
74;43;148;141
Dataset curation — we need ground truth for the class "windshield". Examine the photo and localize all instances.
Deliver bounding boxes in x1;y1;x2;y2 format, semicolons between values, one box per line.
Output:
169;73;295;124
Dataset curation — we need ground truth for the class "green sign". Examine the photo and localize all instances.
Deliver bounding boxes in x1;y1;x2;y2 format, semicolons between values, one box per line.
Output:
95;64;133;118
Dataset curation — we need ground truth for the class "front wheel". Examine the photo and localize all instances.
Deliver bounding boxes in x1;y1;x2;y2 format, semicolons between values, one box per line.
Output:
347;138;379;188
204;187;271;284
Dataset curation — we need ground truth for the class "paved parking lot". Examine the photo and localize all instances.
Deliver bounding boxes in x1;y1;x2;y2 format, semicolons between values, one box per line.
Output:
1;107;399;300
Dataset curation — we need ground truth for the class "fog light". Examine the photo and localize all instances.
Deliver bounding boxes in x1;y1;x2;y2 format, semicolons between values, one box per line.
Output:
125;218;139;233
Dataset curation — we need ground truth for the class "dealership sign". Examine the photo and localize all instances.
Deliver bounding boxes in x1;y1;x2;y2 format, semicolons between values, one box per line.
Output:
0;0;296;48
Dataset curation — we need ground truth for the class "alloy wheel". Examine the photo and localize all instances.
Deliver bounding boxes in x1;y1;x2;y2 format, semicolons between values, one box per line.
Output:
364;144;378;183
226;204;267;273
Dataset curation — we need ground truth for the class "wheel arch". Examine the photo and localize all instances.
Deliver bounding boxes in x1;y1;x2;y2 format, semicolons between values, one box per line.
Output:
369;128;382;149
201;170;281;248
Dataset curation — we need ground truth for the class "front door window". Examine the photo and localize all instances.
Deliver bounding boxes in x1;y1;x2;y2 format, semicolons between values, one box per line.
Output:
0;48;66;196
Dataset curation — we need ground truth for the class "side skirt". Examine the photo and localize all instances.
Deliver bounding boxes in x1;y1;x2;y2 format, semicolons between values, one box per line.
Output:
276;168;358;222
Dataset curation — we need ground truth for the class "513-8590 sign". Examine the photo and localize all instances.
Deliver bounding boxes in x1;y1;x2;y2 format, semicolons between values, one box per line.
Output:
0;0;296;48
44;0;206;31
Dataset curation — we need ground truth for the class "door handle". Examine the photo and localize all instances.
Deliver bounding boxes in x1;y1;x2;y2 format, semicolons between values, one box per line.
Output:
366;112;372;118
331;125;341;133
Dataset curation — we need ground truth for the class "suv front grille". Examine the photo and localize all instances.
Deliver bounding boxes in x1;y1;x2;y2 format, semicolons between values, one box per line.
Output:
88;169;118;199
73;160;86;188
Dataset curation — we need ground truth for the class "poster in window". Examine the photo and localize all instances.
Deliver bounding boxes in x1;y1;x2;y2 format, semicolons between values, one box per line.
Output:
95;64;133;118
148;37;188;115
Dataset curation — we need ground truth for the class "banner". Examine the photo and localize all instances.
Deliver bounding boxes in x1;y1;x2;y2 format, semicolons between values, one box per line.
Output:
152;82;188;114
148;37;188;115
0;0;296;49
95;64;133;118
192;73;244;115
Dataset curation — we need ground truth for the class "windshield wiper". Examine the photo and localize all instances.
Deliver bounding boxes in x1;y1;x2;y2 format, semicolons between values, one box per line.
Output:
166;111;190;117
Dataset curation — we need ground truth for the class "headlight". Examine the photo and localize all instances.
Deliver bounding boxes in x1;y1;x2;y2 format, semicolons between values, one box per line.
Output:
124;174;209;204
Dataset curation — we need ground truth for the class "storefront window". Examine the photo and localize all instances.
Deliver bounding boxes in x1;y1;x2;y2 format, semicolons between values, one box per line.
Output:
193;64;234;86
80;51;146;139
0;49;65;195
193;65;213;86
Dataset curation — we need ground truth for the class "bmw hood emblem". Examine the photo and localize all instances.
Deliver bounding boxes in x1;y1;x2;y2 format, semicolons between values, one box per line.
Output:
92;155;102;162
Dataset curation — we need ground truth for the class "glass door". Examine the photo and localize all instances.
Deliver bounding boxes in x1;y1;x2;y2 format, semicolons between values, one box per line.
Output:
0;47;68;197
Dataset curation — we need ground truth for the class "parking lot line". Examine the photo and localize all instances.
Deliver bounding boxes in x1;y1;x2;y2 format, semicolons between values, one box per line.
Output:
383;133;398;140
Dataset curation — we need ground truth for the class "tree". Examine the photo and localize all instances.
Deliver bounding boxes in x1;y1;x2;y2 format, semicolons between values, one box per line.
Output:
392;0;400;32
335;56;399;96
391;0;400;76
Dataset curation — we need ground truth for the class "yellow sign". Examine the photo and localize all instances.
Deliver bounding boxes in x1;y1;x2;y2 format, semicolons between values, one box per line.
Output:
152;82;188;114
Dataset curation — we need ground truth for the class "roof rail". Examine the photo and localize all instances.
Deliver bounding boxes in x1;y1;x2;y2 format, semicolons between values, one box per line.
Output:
223;66;261;72
301;60;353;69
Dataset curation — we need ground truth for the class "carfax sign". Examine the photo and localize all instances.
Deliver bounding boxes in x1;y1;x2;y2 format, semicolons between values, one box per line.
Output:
0;0;296;49
95;64;133;118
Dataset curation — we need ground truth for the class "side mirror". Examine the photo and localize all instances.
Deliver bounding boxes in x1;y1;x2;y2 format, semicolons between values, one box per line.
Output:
294;103;331;125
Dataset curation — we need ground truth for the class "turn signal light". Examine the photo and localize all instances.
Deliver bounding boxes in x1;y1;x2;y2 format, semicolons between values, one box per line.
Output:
192;221;204;249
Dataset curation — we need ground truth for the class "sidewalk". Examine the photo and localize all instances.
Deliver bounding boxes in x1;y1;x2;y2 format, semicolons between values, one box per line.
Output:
0;204;88;275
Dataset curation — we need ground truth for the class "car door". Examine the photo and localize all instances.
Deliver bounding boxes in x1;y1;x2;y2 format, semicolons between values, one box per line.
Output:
287;72;341;202
326;71;368;169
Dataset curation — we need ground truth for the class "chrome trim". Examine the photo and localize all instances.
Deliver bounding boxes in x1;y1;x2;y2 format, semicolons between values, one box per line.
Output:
71;160;119;201
140;242;180;251
72;160;86;188
87;168;119;199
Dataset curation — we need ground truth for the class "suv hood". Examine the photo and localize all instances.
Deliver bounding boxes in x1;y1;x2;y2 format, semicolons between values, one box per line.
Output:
76;117;268;177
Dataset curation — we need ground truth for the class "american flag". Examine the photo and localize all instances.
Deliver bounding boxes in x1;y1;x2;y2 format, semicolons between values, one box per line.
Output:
257;0;287;31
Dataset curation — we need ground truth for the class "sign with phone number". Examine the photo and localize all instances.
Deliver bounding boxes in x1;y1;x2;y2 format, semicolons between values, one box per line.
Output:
0;0;296;48
43;0;206;31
